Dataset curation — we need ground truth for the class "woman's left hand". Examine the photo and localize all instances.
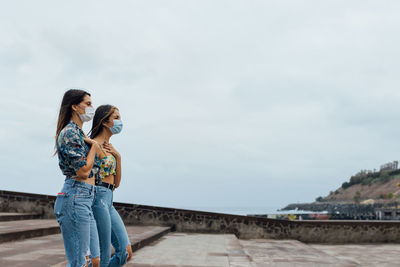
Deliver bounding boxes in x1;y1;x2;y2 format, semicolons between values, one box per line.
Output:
103;142;121;159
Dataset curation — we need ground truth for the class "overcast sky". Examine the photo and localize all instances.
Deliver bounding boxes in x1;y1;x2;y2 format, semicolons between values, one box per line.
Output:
1;1;400;214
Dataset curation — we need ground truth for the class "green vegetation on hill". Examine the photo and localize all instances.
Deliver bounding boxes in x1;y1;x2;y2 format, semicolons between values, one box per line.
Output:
314;163;400;203
341;169;400;189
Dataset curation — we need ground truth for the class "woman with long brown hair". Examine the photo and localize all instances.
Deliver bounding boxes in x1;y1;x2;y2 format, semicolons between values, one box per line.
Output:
90;104;132;266
54;89;101;267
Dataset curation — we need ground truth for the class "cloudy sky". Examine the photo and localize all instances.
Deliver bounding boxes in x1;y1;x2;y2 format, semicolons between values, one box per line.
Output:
1;1;400;214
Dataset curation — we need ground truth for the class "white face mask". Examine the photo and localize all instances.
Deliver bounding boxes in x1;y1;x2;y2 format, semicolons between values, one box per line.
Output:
78;107;95;122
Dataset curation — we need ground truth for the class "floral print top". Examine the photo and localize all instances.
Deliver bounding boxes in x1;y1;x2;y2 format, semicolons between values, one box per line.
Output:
57;120;99;179
96;154;116;184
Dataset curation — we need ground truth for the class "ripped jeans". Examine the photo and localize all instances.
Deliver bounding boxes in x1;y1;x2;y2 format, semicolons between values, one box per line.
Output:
54;179;100;267
92;186;131;267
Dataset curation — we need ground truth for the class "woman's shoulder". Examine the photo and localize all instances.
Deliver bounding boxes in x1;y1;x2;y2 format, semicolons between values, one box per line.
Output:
58;122;84;144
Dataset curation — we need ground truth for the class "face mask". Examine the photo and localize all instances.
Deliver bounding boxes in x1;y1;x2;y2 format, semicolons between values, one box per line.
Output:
78;107;95;122
110;119;123;134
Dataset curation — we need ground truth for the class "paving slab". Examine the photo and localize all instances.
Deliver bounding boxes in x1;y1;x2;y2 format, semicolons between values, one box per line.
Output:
240;239;354;266
311;243;400;266
240;239;400;266
127;225;171;252
0;233;65;267
128;233;252;267
0;219;60;243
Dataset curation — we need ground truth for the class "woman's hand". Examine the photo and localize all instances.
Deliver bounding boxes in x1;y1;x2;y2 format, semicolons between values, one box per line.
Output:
83;135;97;146
103;142;121;159
83;136;101;152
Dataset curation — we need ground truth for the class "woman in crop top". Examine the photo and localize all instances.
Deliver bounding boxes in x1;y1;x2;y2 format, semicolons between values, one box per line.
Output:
90;105;132;266
54;89;101;267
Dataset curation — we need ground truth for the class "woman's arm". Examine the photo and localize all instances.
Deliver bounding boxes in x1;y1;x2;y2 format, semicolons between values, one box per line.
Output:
76;139;101;179
114;156;122;188
60;130;101;180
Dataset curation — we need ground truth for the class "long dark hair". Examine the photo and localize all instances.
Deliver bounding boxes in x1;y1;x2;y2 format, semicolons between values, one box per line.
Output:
89;105;118;139
55;89;91;150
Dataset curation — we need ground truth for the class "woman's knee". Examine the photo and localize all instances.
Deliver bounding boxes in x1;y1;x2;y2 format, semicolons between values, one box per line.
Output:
126;244;133;262
91;256;100;267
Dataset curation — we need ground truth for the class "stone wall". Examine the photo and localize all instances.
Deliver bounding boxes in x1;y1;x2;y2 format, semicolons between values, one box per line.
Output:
1;189;400;243
0;190;56;219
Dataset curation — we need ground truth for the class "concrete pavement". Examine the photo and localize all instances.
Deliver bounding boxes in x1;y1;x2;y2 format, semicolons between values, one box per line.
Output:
129;233;400;266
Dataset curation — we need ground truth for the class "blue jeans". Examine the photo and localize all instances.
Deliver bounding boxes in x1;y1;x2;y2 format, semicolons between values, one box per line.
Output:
54;179;100;267
92;186;131;267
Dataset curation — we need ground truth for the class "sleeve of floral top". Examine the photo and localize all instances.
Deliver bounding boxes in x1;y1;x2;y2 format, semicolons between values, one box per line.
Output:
60;129;87;173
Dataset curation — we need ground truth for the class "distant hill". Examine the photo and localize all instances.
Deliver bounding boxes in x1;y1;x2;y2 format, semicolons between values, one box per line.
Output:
316;168;400;204
280;163;400;212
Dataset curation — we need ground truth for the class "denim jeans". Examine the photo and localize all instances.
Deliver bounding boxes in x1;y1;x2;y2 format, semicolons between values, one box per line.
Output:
92;186;131;267
54;179;100;267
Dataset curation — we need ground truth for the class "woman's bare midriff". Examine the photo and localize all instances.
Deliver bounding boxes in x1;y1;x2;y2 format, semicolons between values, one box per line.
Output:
101;175;115;185
73;177;96;186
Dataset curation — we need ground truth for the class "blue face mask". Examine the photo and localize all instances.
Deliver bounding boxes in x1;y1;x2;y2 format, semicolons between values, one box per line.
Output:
110;120;123;134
